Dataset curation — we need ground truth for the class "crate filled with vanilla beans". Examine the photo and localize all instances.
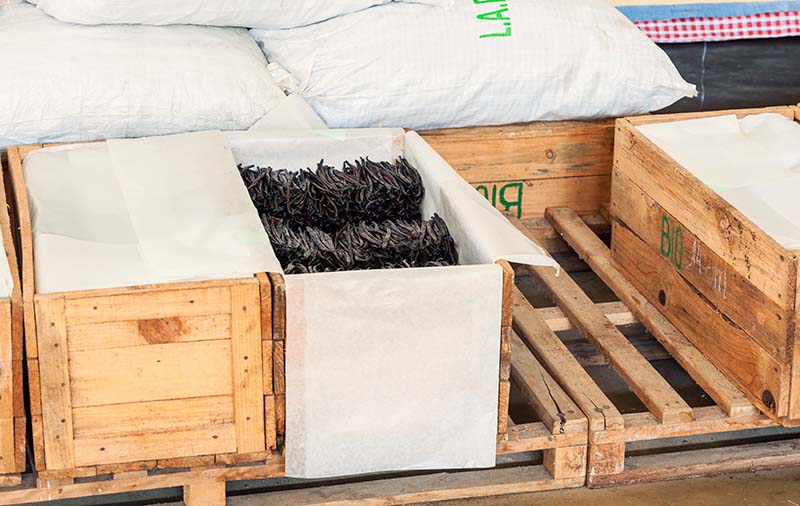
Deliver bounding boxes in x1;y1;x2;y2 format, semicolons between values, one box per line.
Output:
225;128;556;480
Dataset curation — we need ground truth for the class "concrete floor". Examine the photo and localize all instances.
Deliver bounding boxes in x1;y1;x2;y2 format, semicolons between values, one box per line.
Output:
225;468;800;506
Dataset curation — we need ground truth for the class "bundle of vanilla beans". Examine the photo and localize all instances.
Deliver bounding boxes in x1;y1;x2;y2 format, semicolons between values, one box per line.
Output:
240;157;458;274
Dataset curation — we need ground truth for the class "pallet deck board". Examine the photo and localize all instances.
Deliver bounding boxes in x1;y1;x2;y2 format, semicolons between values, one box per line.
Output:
546;207;758;418
513;209;800;487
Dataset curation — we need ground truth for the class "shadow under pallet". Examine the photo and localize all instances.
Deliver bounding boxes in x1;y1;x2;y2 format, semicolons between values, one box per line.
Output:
513;207;800;488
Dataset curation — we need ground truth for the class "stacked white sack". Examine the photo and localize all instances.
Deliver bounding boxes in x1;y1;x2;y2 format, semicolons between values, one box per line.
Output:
27;0;453;29
253;0;697;130
0;2;286;149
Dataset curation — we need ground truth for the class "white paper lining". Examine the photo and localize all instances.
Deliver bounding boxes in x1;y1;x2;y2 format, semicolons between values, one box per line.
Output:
285;265;502;478
0;228;12;297
638;113;800;249
24;131;279;293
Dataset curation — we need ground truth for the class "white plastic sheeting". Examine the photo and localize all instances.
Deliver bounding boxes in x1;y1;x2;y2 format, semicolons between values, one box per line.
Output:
253;0;696;130
0;2;285;149
638;113;800;249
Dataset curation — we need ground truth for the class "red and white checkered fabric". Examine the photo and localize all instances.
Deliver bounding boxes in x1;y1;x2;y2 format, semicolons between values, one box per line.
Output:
634;11;800;43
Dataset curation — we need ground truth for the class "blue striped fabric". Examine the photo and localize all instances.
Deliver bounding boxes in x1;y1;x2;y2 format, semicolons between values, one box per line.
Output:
617;1;800;21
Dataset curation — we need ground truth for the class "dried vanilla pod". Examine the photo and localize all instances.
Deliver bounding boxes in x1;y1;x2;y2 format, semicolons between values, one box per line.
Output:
239;157;424;232
246;156;458;274
263;214;458;274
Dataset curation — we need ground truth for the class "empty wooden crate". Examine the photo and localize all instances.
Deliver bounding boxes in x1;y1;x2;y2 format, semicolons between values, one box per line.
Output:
0;156;25;487
611;105;800;422
7;144;279;479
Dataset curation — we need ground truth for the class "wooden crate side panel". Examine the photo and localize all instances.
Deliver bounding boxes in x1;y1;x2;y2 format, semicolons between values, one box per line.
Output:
611;220;789;418
32;278;271;470
614;119;795;310
472;175;611;219
421;120;615;183
611;170;792;362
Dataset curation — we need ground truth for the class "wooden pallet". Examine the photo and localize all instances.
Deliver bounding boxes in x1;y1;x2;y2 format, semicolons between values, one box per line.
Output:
512;207;800;488
0;321;589;505
0;155;24;487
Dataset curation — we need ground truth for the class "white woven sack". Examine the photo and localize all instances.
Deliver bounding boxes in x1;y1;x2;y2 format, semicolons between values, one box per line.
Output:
28;0;452;29
253;0;696;130
0;2;285;149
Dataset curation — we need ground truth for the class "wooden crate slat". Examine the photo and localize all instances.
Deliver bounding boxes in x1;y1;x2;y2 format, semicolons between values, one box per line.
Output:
497;260;514;328
614;118;794;310
73;422;237;468
0;149;26;479
510;332;586;435
66;314;231;352
421;120;615;184
0;418;13;475
264;394;278;450
522;260;694;425
7;147;38;361
230;283;266;454
512;288;623;432
71;396;234;439
68;339;233;408
0;304;11;433
611;171;790;363
36;297;75;471
272;340;285;396
269;273;286;341
64;286;233;325
625;106;796;127
545;206;758;418
262;340;274;396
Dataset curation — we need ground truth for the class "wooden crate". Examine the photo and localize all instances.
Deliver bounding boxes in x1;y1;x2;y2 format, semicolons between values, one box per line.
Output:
421;119;615;220
0;155;25;488
0;291;590;505
7;144;279;480
512;207;800;488
611;106;800;422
